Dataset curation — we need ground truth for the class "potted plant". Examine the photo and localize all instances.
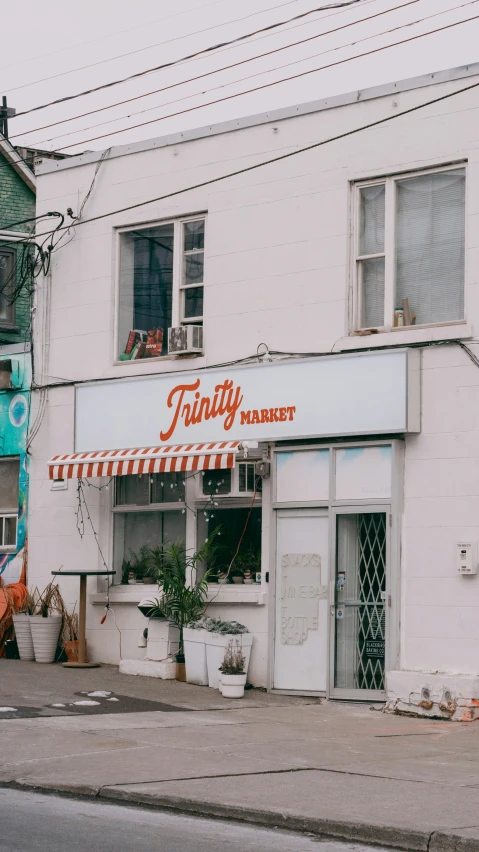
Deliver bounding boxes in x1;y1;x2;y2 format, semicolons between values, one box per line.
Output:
142;563;158;585
131;545;151;583
235;548;260;585
185;617;221;685
204;619;253;689
217;570;229;584
62;610;81;662
29;582;65;664
231;568;244;585
121;559;132;585
220;640;247;698
141;534;217;682
12;589;36;661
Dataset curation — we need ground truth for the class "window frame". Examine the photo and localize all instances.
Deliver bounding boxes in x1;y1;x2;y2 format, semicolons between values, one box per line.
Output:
180;218;205;326
0;456;19;553
115;214;206;363
351;163;466;333
0;246;16;328
111;472;187;585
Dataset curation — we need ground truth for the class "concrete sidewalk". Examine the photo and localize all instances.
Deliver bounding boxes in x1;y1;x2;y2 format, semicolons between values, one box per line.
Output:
1;660;479;851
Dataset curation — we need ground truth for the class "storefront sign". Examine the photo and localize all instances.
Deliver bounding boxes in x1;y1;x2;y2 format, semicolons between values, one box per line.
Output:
75;350;419;452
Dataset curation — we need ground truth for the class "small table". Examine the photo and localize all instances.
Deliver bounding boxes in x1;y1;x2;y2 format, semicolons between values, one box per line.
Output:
52;570;116;668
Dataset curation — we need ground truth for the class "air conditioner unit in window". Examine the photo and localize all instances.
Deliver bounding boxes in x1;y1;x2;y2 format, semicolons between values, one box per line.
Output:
168;325;203;355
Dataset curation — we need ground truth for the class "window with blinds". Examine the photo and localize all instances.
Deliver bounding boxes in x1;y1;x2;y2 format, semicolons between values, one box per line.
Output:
354;166;466;330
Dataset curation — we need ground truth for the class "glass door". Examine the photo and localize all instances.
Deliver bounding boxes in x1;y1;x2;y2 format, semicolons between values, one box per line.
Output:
330;508;389;699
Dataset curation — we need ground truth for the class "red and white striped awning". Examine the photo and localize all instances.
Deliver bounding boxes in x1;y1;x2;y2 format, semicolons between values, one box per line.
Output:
48;441;245;480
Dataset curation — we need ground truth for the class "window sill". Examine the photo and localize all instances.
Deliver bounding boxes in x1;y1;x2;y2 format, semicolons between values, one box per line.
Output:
90;584;266;606
104;353;207;379
113;352;204;367
206;584;266;605
338;321;472;351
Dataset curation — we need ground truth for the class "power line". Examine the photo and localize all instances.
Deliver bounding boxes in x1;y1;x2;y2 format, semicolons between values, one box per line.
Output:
6;0;340;95
9;0;379;141
46;10;479;152
30;0;473;150
0;212;62;231
32;76;479;239
9;0;368;119
12;0;416;143
0;0;296;74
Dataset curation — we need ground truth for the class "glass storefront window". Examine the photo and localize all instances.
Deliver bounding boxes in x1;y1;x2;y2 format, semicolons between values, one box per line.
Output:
196;507;262;581
113;472;186;583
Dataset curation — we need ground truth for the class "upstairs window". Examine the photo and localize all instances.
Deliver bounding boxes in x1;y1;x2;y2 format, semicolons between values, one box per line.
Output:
0;458;19;551
0;248;15;327
354;167;465;331
117;217;205;361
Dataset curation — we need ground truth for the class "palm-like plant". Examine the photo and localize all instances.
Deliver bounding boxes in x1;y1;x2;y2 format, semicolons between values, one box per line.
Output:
144;532;219;655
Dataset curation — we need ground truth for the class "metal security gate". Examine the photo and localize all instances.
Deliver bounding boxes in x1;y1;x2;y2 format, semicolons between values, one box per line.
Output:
330;508;389;699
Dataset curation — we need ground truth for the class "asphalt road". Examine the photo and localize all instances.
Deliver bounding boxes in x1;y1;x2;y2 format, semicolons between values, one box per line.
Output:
0;789;385;852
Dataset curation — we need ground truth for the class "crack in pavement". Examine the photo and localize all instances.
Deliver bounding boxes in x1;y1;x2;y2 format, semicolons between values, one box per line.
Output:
99;763;475;790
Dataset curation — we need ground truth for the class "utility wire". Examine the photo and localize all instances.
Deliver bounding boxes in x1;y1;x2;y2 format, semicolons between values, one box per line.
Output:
30;0;472;149
13;0;417;143
9;0;368;118
0;0;300;74
0;212;63;232
45;10;479;152
6;0;359;95
8;0;379;141
32;75;479;240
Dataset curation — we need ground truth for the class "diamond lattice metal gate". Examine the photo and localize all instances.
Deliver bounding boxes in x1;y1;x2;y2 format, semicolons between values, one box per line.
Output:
333;511;387;696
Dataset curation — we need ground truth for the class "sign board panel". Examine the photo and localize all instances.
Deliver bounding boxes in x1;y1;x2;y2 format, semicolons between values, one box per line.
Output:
364;640;385;658
75;350;419;452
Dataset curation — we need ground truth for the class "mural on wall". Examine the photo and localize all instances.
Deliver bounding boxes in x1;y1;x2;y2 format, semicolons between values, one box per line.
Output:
0;354;31;584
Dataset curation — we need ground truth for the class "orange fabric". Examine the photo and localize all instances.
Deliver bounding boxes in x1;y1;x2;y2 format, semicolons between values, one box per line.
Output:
0;579;28;656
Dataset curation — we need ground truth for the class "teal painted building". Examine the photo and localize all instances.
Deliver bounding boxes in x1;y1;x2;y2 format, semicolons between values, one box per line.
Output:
0;135;36;583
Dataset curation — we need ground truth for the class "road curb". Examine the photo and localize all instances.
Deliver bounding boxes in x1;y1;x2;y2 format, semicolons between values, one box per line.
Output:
4;780;479;851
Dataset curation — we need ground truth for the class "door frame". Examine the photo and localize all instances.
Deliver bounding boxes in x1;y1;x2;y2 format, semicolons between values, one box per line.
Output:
270;507;329;696
268;439;403;696
328;504;392;700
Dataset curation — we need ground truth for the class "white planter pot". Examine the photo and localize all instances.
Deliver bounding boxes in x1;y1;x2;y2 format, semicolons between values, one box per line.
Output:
12;613;35;661
147;618;179;661
183;627;208;685
29;615;62;664
205;632;253;689
221;672;247;698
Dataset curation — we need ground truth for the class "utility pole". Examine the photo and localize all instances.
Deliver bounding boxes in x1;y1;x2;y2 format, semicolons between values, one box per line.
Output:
0;97;16;139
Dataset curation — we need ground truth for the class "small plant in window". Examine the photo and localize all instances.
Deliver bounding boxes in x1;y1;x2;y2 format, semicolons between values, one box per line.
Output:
234;547;261;585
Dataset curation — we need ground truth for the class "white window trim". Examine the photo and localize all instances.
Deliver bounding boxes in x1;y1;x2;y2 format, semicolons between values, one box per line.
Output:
0;513;17;552
0;245;16;328
114;213;206;365
351;163;466;334
0;456;19;552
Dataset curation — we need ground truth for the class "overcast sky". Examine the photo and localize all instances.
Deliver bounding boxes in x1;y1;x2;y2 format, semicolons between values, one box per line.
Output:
2;0;479;155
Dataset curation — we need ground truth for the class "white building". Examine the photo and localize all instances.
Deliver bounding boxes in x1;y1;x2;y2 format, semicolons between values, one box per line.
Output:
30;63;479;718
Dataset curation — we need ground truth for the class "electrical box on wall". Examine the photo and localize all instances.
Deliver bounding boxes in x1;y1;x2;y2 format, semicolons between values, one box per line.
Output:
456;542;477;575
